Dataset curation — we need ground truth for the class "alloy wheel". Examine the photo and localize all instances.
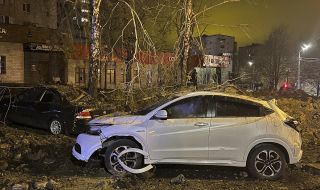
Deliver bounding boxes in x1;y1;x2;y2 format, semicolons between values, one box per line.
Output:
254;150;282;177
109;146;138;172
50;120;62;135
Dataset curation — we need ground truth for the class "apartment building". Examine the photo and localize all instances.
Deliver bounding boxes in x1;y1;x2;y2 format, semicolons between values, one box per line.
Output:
0;0;63;84
190;34;237;84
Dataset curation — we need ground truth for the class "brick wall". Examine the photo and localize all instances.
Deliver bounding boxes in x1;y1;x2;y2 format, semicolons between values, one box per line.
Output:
0;42;24;83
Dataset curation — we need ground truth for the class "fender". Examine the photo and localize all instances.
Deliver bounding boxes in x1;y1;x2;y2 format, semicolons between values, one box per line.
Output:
102;132;148;152
244;138;294;163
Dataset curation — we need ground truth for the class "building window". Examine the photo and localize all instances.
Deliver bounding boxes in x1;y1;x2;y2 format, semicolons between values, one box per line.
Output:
121;68;126;83
107;68;115;85
0;0;5;5
23;3;31;13
75;68;85;84
0;56;6;74
0;15;9;24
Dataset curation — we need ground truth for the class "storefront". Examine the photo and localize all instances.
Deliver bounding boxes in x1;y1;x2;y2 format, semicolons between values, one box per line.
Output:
24;43;66;84
0;24;66;85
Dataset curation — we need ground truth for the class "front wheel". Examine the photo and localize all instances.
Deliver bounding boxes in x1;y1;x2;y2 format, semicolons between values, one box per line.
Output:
104;139;143;175
247;144;287;180
49;119;63;135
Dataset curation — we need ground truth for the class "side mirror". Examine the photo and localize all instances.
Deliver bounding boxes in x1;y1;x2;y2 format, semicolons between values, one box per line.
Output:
154;110;168;120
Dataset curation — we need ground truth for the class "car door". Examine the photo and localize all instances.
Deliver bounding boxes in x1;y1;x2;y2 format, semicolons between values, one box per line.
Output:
209;96;266;163
146;95;212;162
9;88;44;126
33;89;62;128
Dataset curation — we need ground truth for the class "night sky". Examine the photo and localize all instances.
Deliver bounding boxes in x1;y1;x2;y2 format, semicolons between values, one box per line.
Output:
196;0;320;47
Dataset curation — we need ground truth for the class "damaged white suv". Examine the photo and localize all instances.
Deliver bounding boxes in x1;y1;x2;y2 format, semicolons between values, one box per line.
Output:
72;92;302;180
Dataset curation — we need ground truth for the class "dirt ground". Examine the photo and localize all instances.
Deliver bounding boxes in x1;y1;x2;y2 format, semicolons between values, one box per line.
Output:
1;92;320;190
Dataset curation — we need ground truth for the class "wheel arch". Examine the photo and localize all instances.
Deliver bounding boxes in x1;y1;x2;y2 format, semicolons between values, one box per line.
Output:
101;134;146;152
245;140;292;165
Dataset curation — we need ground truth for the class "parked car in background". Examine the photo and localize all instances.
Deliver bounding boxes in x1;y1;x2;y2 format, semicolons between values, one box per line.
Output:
72;91;302;180
0;86;107;135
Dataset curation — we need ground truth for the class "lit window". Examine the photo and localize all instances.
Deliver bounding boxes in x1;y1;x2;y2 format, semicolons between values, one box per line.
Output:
75;68;85;84
107;69;115;84
23;3;31;13
0;56;6;74
81;17;89;22
121;68;126;83
81;9;89;13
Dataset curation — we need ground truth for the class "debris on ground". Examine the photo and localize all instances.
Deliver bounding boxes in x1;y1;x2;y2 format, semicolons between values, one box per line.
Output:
170;174;186;184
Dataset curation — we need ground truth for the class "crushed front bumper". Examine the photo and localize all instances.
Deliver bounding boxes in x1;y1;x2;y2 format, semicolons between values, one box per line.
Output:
72;133;103;162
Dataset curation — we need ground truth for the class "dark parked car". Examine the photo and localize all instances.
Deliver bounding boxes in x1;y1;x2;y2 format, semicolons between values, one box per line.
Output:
0;86;105;135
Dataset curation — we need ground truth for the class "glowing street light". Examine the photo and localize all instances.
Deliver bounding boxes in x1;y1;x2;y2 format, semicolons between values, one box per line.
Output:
248;61;253;66
297;43;312;89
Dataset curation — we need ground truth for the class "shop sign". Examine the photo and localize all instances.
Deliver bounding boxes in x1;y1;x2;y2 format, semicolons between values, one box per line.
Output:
24;43;60;52
203;54;230;68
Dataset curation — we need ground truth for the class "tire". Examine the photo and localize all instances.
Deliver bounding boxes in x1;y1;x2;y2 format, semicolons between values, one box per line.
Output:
104;139;143;175
48;119;64;135
247;144;287;180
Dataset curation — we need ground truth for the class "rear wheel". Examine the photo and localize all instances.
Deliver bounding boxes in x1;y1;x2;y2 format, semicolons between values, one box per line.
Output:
247;144;287;180
104;139;143;175
49;119;63;135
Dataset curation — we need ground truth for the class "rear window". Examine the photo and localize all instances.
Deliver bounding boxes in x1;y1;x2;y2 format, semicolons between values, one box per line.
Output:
215;96;272;117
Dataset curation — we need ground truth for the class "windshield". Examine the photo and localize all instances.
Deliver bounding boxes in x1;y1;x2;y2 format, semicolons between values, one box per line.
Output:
132;96;178;115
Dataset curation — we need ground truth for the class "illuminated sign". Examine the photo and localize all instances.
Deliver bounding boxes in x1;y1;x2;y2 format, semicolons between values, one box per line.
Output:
24;43;60;52
203;54;231;68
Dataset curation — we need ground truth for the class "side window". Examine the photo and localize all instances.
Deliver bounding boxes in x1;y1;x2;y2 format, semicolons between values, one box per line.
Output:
164;96;210;119
16;88;44;102
40;91;61;104
215;96;260;117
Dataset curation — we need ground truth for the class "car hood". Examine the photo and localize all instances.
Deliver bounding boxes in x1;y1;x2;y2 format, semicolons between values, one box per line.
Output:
88;115;146;126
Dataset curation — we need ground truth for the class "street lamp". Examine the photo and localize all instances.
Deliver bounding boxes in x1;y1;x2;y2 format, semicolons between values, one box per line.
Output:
297;43;312;89
248;61;253;66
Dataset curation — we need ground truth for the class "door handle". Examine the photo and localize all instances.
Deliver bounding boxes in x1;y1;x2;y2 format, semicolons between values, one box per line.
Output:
194;122;209;127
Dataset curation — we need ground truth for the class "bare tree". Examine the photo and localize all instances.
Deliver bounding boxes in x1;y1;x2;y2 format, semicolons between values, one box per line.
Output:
255;25;292;90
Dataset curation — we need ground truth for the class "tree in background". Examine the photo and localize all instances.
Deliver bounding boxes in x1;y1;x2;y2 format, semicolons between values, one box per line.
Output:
255;25;293;90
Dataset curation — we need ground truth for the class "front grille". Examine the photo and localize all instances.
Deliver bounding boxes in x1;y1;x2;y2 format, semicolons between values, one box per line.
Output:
75;143;81;154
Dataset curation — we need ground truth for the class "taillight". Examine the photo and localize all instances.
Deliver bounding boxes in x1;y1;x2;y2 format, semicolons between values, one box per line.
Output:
76;109;92;119
284;119;301;132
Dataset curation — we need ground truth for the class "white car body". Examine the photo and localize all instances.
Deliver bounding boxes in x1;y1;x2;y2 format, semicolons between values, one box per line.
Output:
72;92;302;168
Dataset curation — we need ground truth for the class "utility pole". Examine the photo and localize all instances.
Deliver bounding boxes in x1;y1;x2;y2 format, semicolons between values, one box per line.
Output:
88;0;101;97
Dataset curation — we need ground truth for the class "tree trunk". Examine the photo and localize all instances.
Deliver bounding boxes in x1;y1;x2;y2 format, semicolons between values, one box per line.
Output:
178;0;193;86
88;0;102;97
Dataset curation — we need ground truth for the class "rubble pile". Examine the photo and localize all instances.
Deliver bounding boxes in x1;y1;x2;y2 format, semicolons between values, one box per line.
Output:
277;97;320;163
